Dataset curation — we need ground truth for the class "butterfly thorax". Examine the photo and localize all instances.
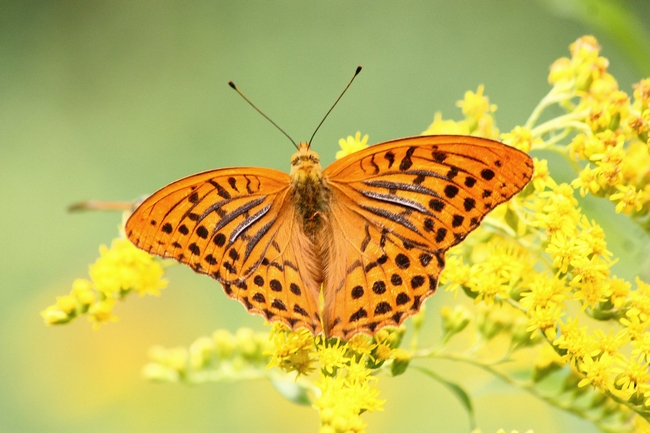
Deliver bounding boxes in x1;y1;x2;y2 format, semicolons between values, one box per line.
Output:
290;142;330;240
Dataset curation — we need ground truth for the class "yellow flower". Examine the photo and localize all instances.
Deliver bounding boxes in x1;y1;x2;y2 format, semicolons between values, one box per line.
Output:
620;311;650;341
336;132;369;159
555;318;599;364
88;299;119;329
621;140;650;185
530;158;551;192
266;323;316;376
631;332;650;363
568;133;605;161
628;277;650;321
607;276;631;309
314;356;384;433
576;216;610;258
55;295;77;315
615;358;650;397
570;256;611;309
440;305;471;337
526;305;563;340
569;35;608;91
578;353;614;390
458;84;496;118
422;112;470;135
440;254;471;296
213;329;236;359
548;57;573;85
456;85;499;138
632;78;650;109
520;272;569;311
189;336;216;371
345;356;375;384
545;231;578;274
535;183;581;238
590;135;626;185
71;278;96;306
609;184;643;214
571;164;601;197
89;238;167;297
464;240;529;305
317;338;349;375
346;334;376;359
40;305;72;325
593;329;629;359
373;343;392;363
500;126;541;152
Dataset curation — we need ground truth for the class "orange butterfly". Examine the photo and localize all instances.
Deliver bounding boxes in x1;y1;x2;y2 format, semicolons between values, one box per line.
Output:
125;133;533;340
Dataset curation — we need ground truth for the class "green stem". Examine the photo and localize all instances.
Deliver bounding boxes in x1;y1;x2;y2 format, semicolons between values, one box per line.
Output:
413;350;631;431
525;87;577;129
532;112;591;138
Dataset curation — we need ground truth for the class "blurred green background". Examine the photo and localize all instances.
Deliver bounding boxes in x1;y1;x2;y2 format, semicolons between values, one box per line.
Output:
2;1;649;432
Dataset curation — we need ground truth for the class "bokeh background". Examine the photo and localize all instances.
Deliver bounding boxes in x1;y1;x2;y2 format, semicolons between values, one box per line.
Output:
2;1;650;432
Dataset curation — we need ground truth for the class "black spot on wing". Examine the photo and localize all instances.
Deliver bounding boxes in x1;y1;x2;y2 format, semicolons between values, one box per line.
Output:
350;307;368;322
399;147;416;171
444;185;459;199
481;168;495;180
374;302;392;315
228;177;239;192
384;151;395;168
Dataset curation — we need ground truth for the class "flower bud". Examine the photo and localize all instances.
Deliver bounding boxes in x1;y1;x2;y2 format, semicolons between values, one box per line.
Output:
235;328;258;361
440;305;471;339
389;349;412;376
190;336;215;370
142;362;179;382
213;329;236;360
40;306;71;325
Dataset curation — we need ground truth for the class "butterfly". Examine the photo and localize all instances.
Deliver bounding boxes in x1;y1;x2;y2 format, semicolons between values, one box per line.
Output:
125;134;533;340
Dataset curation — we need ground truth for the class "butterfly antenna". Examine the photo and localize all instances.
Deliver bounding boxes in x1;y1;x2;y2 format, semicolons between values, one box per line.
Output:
228;81;298;149
308;65;362;147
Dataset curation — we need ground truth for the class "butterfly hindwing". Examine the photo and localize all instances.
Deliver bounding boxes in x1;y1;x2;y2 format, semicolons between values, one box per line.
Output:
125;168;322;334
322;135;533;338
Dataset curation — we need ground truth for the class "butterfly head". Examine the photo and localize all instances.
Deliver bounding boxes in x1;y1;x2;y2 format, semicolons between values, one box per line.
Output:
290;142;323;183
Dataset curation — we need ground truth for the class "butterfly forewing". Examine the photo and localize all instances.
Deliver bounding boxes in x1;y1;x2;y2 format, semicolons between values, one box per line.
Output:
321;135;533;338
125;168;322;334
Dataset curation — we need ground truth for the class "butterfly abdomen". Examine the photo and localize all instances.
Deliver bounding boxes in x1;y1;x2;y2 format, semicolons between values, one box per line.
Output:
292;174;330;243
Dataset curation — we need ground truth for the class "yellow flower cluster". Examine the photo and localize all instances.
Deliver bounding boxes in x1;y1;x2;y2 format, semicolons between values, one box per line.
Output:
423;85;499;139
268;324;405;433
434;35;650;431
41;238;167;329
543;36;650;218
142;328;272;383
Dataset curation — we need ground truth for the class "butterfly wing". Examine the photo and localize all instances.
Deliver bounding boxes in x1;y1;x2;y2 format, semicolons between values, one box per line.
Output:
321;135;533;339
125;168;322;334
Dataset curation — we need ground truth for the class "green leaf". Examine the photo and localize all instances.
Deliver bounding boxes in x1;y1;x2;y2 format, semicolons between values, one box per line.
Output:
412;366;476;429
270;379;313;406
